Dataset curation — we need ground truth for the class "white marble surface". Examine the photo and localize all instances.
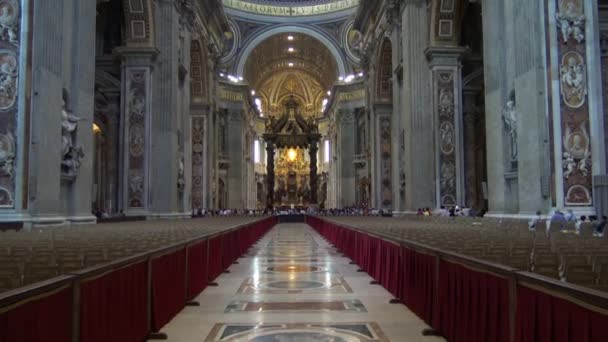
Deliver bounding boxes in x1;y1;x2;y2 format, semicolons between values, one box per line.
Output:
159;223;445;341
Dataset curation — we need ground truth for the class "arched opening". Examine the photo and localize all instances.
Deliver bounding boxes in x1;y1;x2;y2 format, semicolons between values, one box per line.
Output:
93;0;124;216
243;32;338;208
460;1;488;212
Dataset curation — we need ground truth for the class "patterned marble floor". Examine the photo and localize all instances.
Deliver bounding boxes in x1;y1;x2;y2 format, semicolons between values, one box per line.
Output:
161;223;445;341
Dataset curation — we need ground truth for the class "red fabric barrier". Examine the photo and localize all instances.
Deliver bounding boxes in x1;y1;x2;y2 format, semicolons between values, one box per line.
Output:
378;240;401;298
516;285;608;342
0;285;72;342
222;231;234;270
434;260;510;342
187;240;208;300
208;235;223;281
80;261;148;342
401;247;436;324
151;249;187;331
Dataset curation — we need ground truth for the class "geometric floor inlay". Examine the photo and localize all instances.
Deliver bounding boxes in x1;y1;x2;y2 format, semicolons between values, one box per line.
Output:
224;299;367;313
204;322;389;341
237;275;353;294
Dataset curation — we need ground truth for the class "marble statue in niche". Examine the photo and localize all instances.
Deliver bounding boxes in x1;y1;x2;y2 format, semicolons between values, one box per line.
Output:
556;1;585;44
560;51;587;108
177;155;185;193
502;93;518;163
0;131;14;178
0;0;19;45
61;95;84;179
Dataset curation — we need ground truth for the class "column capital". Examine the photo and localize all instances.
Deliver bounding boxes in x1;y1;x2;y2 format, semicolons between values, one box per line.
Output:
114;46;159;67
425;46;468;67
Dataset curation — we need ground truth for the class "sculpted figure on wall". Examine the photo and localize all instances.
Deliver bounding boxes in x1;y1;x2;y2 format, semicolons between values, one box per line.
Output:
0;1;19;45
556;2;585;44
562;125;590;179
502;95;518;162
0;131;14;178
560;52;587;108
61;97;84;179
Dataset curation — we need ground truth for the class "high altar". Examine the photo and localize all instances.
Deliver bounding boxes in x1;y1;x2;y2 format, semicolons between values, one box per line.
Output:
263;96;321;208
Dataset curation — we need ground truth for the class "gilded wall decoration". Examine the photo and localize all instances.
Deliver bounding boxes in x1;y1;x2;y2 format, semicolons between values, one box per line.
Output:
430;0;463;45
0;0;19;207
126;70;148;209
190;40;207;103
191;116;205;209
379;116;392;208
553;0;593;206
436;71;457;206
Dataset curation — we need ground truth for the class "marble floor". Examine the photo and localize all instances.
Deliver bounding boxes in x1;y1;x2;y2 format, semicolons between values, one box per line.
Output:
161;223;444;342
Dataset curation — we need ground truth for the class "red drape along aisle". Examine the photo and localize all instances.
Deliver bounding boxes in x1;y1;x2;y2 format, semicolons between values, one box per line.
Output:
377;239;400;298
400;247;436;325
208;235;223;282
0;285;72;342
516;284;608;342
186;240;209;301
433;260;510;342
79;261;148;342
151;248;187;332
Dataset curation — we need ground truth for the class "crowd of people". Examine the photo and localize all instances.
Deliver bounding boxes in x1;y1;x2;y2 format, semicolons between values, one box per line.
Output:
528;209;607;237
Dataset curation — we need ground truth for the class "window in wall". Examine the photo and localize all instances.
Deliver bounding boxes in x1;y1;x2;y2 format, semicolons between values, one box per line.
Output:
321;98;329;113
254;139;260;163
255;98;264;117
324;139;330;163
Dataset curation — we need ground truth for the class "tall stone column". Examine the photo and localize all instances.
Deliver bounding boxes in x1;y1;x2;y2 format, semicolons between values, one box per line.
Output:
148;0;182;217
116;47;157;216
462;97;479;209
104;102;120;214
400;0;434;211
0;0;32;222
266;139;275;209
309;140;318;205
426;47;466;207
545;0;604;213
191;115;206;210
339;109;355;207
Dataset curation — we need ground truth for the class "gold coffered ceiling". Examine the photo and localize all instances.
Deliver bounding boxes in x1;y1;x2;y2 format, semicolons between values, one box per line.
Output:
244;33;337;117
244;33;338;90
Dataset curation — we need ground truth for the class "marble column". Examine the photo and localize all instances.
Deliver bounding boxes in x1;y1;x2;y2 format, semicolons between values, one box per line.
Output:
148;0;182;217
480;0;515;215
191;115;206;210
309;140;318;205
426;47;466;207
400;0;434;211
462;95;480;209
0;0;30;222
104;93;120;214
266;139;275;209
339;109;355;207
116;47;157;216
546;0;604;213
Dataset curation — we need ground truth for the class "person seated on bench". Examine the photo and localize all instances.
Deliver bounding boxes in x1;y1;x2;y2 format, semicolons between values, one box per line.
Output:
528;211;542;231
593;216;607;237
575;215;587;234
